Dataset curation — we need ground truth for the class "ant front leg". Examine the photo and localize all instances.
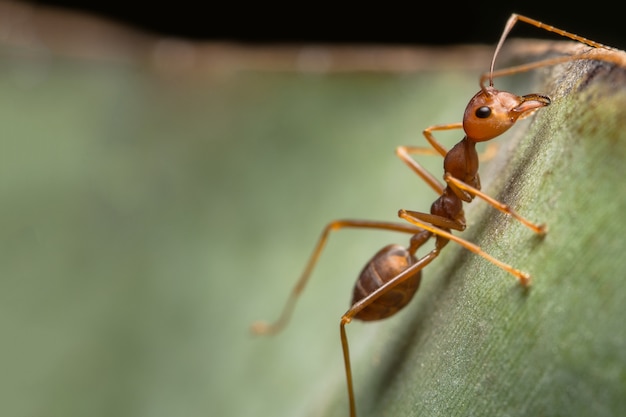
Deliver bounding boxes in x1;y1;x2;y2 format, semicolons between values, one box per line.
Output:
397;122;500;194
422;123;500;161
396;122;462;195
444;173;547;235
482;13;625;89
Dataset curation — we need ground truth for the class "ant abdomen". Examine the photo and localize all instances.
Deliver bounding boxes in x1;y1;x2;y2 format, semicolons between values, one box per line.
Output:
352;244;421;321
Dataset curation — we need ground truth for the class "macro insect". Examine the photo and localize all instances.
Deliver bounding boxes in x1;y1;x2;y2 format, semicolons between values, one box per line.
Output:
252;14;624;417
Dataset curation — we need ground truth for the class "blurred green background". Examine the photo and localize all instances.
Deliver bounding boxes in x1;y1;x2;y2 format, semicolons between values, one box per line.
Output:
0;31;492;416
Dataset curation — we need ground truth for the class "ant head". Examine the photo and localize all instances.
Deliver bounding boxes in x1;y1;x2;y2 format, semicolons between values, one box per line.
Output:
463;86;551;142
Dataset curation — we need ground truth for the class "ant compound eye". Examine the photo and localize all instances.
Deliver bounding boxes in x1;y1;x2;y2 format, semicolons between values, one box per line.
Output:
475;106;491;118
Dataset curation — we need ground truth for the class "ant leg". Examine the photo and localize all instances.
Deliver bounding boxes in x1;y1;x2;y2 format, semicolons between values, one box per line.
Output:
399;209;531;285
483;13;625;88
482;52;626;89
444;173;546;234
250;219;424;335
396;145;444;195
339;246;441;417
403;209;466;232
396;122;464;194
396;207;531;285
422;123;463;156
496;14;615;59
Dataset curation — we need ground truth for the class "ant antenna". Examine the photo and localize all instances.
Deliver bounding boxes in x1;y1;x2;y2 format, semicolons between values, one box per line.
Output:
488;14;518;88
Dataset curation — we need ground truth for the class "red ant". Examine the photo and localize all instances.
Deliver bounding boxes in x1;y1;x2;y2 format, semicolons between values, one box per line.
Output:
252;14;625;417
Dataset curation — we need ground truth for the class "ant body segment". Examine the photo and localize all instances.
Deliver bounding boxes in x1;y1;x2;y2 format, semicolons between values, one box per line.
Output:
252;14;625;417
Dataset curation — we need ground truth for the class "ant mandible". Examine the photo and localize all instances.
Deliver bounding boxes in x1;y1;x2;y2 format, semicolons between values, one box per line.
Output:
252;14;624;417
